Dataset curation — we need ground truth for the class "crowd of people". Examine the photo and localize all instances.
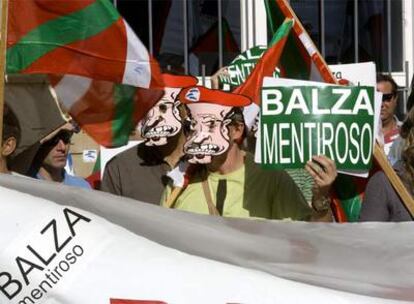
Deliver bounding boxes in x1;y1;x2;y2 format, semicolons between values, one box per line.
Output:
1;72;413;223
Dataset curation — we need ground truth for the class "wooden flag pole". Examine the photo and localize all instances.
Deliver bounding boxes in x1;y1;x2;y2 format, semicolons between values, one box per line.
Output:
277;0;337;84
0;0;9;148
374;144;414;217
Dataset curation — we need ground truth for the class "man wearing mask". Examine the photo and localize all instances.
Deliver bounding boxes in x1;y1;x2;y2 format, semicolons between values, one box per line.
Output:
101;74;198;204
163;86;336;221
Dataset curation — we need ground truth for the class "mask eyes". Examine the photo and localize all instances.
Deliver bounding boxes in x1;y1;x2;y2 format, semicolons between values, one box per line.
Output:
159;103;167;113
207;120;216;131
183;118;195;136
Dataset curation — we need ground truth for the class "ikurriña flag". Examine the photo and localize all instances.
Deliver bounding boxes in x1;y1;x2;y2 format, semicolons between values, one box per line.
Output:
6;0;165;147
7;0;163;88
233;18;293;104
49;74;163;148
264;0;335;84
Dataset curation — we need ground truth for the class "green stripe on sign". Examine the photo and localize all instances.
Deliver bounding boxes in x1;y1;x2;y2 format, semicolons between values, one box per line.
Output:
7;0;120;73
112;84;136;147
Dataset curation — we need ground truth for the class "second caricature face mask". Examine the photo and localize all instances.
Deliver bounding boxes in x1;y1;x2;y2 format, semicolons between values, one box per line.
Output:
184;103;233;164
178;86;252;164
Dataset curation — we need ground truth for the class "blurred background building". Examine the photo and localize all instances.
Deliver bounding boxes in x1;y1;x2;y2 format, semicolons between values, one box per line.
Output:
113;0;413;116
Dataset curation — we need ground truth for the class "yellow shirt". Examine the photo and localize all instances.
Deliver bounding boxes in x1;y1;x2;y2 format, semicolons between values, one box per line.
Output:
162;153;312;221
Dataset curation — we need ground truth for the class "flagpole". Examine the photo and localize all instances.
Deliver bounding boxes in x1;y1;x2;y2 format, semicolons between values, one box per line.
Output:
275;0;414;216
373;145;414;217
276;0;336;84
0;0;9;148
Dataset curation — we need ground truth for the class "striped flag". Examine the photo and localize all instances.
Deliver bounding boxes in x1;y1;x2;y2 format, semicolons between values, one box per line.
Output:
50;75;162;147
233;18;293;104
6;0;164;147
264;0;335;83
7;0;163;88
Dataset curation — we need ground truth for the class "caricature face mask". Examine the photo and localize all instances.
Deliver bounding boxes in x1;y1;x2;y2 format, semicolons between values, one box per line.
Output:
184;103;233;164
140;87;182;146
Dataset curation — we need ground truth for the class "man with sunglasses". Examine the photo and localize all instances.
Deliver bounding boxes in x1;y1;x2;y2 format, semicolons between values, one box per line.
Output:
377;74;402;156
34;122;91;189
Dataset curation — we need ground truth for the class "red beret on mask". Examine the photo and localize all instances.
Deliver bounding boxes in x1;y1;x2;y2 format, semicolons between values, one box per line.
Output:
162;74;198;88
178;86;252;107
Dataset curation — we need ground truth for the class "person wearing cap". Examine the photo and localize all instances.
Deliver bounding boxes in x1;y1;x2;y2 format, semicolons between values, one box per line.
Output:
162;86;335;221
30;122;91;189
101;74;198;204
0;104;21;174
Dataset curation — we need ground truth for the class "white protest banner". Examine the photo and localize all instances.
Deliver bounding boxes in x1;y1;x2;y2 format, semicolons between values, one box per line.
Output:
0;175;413;303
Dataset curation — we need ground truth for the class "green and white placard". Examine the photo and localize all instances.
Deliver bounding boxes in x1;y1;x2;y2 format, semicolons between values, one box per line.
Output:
219;45;280;88
260;81;375;171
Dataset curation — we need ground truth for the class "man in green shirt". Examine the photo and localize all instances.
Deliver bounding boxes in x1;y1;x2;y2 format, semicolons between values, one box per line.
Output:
163;87;336;221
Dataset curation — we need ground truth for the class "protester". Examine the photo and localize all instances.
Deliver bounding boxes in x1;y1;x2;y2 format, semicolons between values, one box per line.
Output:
211;66;315;203
0;104;21;174
388;87;414;164
359;107;414;222
162;86;336;221
101;74;198;204
29;122;91;189
377;74;402;156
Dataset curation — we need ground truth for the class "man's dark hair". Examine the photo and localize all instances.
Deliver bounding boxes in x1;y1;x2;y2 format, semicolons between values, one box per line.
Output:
377;74;398;96
3;104;21;147
227;106;247;140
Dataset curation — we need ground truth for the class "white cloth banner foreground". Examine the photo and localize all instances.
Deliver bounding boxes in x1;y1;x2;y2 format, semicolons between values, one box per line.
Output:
0;175;413;304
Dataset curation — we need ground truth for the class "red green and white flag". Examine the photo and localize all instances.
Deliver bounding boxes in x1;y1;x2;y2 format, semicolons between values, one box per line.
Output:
264;0;335;84
7;0;163;88
233;18;293;104
232;18;293;131
6;0;164;147
49;74;162;147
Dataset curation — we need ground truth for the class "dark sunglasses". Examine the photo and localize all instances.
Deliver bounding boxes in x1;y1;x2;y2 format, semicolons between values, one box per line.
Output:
44;130;73;147
382;93;395;102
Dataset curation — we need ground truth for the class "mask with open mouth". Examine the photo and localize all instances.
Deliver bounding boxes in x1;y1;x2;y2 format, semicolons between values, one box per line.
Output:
140;74;198;146
141;87;182;146
178;86;252;164
184;103;233;164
